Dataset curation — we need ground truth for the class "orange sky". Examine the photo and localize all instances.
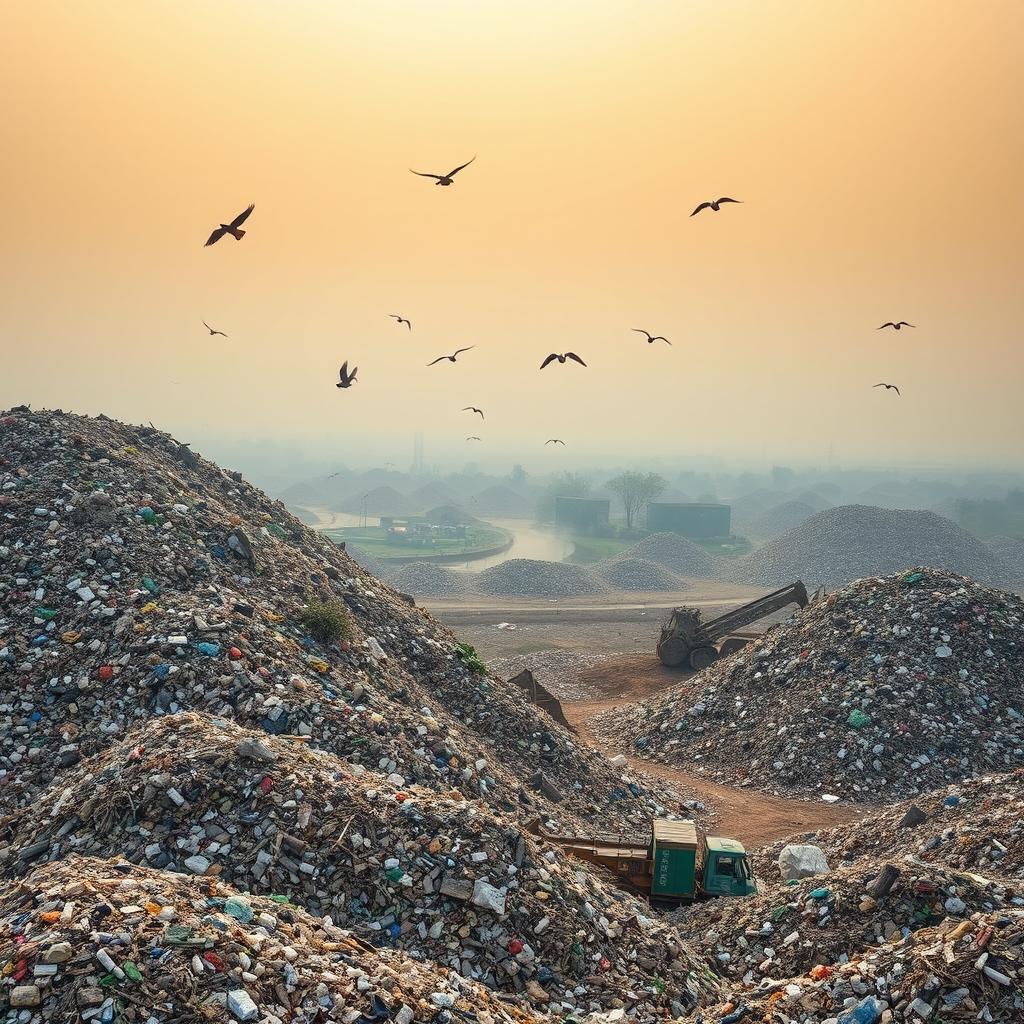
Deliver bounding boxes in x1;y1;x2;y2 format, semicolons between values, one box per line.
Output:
2;1;1022;470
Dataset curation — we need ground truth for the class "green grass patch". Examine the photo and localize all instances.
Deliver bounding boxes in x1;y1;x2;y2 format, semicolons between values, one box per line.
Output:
300;597;352;645
566;535;634;564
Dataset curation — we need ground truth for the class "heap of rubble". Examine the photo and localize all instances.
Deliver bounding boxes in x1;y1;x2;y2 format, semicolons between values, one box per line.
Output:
598;569;1024;801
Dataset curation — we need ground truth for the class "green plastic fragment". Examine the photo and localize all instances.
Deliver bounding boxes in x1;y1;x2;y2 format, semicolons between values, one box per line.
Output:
847;709;871;728
901;571;925;586
123;962;143;983
34;607;58;621
268;894;291;904
142;577;161;595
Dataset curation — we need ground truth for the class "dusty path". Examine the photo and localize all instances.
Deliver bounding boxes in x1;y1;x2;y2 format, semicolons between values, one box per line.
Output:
562;655;865;848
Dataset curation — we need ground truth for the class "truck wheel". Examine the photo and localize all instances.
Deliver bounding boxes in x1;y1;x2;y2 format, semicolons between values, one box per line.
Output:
658;637;687;667
688;646;717;671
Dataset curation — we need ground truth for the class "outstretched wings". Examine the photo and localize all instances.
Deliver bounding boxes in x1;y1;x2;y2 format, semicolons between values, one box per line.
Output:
230;204;255;229
453;346;474;357
715;197;741;205
690;202;712;217
204;227;227;246
410;169;443;180
539;353;559;369
565;352;587;366
447;156;476;177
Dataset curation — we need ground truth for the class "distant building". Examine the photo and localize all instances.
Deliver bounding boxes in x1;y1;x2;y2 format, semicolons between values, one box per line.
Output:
646;502;731;538
555;496;610;531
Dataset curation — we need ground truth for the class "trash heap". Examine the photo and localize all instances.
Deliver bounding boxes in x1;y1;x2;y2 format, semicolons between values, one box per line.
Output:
741;500;817;542
723;505;1005;589
0;408;682;834
0;854;538;1024
595;557;685;592
0;713;721;1012
701;910;1023;1023
616;534;717;579
476;560;606;598
986;536;1024;590
386;562;472;599
598;569;1024;801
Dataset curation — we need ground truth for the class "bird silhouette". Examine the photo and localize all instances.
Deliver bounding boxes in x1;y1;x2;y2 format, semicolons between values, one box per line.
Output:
202;321;228;338
466;436;482;442
632;328;670;345
873;382;901;395
336;362;358;389
204;204;254;246
409;156;476;186
877;322;915;331
463;406;485;419
690;197;741;216
427;347;474;365
540;352;587;369
546;439;566;445
390;315;412;330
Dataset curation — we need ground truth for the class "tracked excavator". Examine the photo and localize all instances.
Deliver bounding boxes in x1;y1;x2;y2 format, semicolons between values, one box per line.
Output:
657;580;810;670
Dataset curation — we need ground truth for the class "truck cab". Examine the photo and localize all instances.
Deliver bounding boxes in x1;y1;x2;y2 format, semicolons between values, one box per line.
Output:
701;836;757;897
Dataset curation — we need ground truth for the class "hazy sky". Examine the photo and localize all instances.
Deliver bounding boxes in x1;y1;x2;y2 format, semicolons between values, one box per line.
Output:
2;1;1022;471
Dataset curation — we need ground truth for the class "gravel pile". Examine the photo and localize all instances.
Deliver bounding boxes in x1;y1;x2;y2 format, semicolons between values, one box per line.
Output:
598;568;1024;802
723;505;1005;589
618;533;717;578
743;499;817;540
476;558;606;598
987;535;1024;588
595;556;685;591
386;560;472;598
342;542;389;578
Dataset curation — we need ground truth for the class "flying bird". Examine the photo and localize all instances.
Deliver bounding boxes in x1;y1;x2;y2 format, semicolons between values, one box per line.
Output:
873;382;901;395
202;321;228;338
690;197;741;217
390;315;412;330
877;321;915;331
546;439;566;446
204;204;255;246
540;352;587;369
336;362;358;389
409;156;476;186
427;347;474;365
462;406;485;419
632;328;670;345
466;436;482;442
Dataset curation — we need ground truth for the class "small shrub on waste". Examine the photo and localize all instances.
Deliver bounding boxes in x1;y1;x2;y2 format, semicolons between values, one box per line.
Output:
456;641;488;674
299;597;352;645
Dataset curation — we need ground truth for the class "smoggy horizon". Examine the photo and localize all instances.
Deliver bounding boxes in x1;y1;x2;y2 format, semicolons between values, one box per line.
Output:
3;2;1022;470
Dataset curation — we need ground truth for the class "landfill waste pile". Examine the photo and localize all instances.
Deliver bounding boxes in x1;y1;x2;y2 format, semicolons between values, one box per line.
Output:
616;534;717;578
756;772;1024;882
476;560;606;598
723;505;1005;589
594;557;685;592
0;713;723;1010
0;854;549;1024
741;500;818;542
598;569;1024;801
341;543;390;579
0;408;686;836
986;536;1024;590
386;562;473;599
697;908;1023;1023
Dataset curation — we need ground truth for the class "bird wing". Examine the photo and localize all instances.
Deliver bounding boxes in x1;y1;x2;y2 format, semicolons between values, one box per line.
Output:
690;202;711;216
565;352;587;366
715;197;741;205
339;361;349;380
204;227;226;246
467;436;481;441
404;319;411;329
230;204;255;229
410;170;443;179
897;322;915;328
892;385;900;394
653;336;670;344
427;355;447;366
873;383;885;388
631;328;653;340
539;354;558;369
453;346;475;356
447;156;476;177
389;314;401;320
350;366;358;379
878;323;895;329
202;321;212;332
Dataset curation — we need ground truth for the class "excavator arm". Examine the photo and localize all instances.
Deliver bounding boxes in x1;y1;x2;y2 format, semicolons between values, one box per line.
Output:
702;581;809;643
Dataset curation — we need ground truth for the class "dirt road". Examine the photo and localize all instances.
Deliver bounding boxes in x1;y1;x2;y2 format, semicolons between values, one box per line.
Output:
563;655;865;848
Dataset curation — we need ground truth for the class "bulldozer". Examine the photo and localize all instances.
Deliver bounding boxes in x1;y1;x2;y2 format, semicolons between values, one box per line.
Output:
657;580;810;670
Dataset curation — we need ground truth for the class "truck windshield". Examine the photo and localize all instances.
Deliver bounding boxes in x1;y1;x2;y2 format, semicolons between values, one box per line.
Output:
736;857;751;880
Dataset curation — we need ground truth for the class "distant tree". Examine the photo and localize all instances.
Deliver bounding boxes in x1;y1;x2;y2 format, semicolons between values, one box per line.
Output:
536;472;590;522
510;464;527;486
607;472;666;529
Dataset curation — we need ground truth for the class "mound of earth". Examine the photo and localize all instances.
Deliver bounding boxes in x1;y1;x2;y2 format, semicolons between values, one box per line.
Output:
343;484;410;516
743;499;817;540
387;560;471;597
598;568;1024;801
596;556;684;591
987;535;1024;588
723;505;1004;588
472;484;534;516
405;480;455;511
341;541;388;577
618;533;717;577
477;558;606;597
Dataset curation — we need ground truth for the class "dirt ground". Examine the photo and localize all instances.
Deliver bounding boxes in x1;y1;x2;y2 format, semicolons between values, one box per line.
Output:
426;591;866;850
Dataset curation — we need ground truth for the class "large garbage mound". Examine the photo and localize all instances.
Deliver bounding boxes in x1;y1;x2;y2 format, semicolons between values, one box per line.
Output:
477;559;606;597
0;713;720;1010
599;568;1024;801
617;533;717;577
341;541;389;577
0;855;538;1024
0;408;681;834
595;556;684;592
743;499;817;540
723;505;1004;588
472;484;533;516
388;561;472;598
987;535;1024;588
